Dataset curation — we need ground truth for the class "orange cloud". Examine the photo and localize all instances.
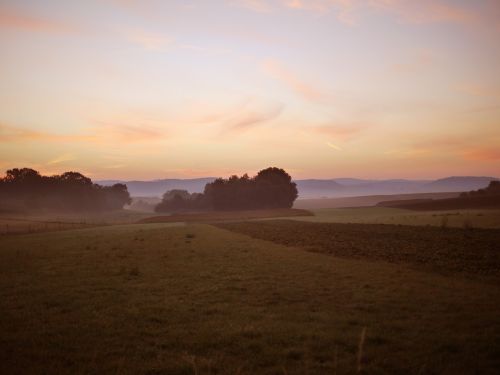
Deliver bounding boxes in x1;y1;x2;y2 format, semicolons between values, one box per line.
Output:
0;123;95;143
0;6;75;33
0;122;167;144
262;59;326;102
90;121;168;142
47;153;76;165
462;148;500;162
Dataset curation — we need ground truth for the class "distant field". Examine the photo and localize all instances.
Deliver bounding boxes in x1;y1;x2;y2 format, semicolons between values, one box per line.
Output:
294;192;460;210
292;206;500;228
1;223;499;374
137;208;312;224
0;210;158;235
378;195;500;211
218;220;500;280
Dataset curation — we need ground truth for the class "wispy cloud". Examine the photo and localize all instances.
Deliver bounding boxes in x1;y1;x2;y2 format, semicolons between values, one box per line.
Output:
47;153;76;165
229;0;273;13
1;121;167;145
190;99;284;135
0;123;95;143
123;29;174;50
231;0;479;26
462;147;500;162
262;59;326;102
392;49;433;73
0;6;75;33
326;142;342;150
91;121;168;142
456;83;500;99
371;0;476;25
223;102;284;133
312;123;365;140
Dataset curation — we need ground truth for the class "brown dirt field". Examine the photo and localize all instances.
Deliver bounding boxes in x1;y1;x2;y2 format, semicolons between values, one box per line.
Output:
137;208;312;223
216;220;500;280
379;195;500;210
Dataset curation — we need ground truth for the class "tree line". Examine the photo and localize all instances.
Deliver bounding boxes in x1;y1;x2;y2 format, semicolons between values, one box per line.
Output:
459;180;500;198
155;167;298;212
0;168;131;212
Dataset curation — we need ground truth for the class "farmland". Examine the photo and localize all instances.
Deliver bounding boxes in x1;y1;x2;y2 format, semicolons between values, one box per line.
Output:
292;206;500;229
1;211;500;374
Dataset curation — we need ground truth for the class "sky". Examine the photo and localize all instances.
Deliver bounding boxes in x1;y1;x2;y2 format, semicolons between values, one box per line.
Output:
0;0;499;180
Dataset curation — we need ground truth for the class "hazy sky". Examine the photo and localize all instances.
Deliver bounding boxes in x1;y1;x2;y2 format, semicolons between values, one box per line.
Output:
1;0;499;179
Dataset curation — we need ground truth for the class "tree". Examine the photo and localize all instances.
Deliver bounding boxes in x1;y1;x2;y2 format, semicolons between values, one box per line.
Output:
202;167;298;210
155;189;208;213
0;168;132;212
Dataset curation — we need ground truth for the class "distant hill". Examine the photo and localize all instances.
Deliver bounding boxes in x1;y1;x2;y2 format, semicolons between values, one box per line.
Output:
98;178;216;197
423;176;499;192
98;176;499;198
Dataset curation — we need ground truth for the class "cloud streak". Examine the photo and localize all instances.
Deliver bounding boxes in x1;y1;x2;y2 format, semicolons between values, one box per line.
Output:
0;6;75;33
262;59;326;102
223;102;284;133
0;122;167;144
123;29;174;50
231;0;479;26
47;153;76;165
0;123;95;143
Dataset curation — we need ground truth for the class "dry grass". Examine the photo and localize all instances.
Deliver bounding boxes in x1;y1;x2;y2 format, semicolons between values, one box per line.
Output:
0;223;499;374
137;208;312;224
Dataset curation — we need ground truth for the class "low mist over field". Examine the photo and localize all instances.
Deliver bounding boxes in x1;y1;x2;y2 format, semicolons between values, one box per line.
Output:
1;0;500;374
98;175;500;198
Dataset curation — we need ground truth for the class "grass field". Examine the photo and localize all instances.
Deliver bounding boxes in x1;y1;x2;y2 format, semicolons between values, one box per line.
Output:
0;210;158;235
138;208;312;224
294;207;500;229
1;221;499;374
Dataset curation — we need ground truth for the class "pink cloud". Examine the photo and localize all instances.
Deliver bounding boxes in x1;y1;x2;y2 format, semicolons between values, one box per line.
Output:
0;6;75;33
123;29;174;50
262;59;327;102
223;103;284;133
370;0;477;25
234;0;480;26
312;123;365;141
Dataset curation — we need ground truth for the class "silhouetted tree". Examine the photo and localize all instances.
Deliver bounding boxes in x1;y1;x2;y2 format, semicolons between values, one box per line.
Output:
460;180;500;198
155;189;209;212
202;167;298;211
0;168;131;212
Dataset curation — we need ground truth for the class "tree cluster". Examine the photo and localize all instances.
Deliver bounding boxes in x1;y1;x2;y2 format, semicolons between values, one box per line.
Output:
155;167;298;212
459;180;500;198
154;189;207;212
0;168;131;212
